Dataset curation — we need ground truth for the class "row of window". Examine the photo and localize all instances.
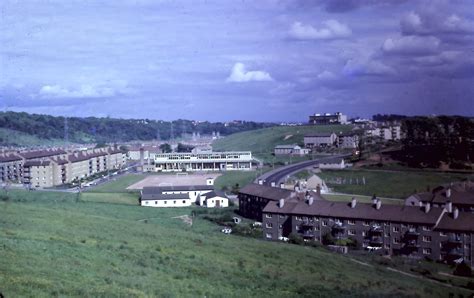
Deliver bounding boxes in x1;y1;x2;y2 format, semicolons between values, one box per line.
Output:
144;200;188;205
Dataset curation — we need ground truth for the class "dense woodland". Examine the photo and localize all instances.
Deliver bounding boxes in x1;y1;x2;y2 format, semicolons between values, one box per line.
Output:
399;116;474;168
0;111;275;145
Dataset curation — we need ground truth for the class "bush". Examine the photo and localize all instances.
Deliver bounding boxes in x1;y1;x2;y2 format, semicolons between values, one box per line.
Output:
288;233;304;245
322;233;335;245
453;261;472;277
0;194;9;201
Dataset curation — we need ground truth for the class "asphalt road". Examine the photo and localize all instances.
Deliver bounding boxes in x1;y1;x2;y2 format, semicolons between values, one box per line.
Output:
257;154;349;186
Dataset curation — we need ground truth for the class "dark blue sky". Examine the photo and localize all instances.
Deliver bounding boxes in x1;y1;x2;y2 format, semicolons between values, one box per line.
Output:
1;0;473;122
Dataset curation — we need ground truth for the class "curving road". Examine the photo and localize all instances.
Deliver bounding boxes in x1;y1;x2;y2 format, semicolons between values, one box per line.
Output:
256;154;350;186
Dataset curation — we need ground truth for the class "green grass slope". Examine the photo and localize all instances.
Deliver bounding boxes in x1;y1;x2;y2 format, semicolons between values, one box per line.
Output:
0;189;469;297
319;169;474;198
212;125;353;162
0;128;65;147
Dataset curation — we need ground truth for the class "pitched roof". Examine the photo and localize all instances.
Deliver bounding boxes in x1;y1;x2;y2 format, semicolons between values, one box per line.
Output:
436;211;474;232
142;185;214;193
18;149;67;160
304;132;335;137
141;192;190;201
23;160;51;167
0;154;22;162
263;199;444;225
239;184;293;201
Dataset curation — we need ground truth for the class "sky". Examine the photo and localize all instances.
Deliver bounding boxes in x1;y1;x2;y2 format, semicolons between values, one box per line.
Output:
1;0;473;122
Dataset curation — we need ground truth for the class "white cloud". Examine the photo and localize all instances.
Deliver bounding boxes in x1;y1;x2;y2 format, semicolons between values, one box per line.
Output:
39;84;117;98
226;63;273;82
343;58;395;76
317;70;337;80
382;36;440;56
401;11;474;36
289;20;351;40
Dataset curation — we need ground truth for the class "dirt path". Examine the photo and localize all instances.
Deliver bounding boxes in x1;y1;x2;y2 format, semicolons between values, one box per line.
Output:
172;215;193;226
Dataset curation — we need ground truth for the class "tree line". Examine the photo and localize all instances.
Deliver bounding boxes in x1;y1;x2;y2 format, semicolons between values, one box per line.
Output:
0;111;275;145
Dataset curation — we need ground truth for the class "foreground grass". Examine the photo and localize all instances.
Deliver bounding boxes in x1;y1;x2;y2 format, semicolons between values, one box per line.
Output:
213;125;352;163
319;169;474;198
0;190;470;297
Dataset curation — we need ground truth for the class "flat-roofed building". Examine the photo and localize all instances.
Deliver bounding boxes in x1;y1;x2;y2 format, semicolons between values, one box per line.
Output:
153;151;252;172
309;112;347;125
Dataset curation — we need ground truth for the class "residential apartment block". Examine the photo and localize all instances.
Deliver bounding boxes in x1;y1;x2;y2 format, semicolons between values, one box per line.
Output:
238;183;474;268
304;132;359;149
309;112;348;125
0;147;125;187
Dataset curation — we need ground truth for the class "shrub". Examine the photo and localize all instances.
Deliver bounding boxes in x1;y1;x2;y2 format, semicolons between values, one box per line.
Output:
0;194;9;201
322;233;335;245
288;233;304;245
453;261;472;277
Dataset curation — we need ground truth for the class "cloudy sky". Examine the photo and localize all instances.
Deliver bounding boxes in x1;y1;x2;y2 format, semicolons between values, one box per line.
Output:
1;0;473;122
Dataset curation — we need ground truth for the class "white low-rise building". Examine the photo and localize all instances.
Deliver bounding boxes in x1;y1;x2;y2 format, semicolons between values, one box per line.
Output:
153;151;252;172
198;191;229;208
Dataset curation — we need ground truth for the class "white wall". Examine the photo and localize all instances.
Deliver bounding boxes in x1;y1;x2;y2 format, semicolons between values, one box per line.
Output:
205;197;229;208
141;199;192;207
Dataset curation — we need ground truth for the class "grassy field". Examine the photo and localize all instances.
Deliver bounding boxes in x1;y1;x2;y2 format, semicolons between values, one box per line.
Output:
214;171;259;191
1;189;470;297
323;194;405;205
85;174;147;193
0;127;65;147
212;125;353;163
319;169;474;199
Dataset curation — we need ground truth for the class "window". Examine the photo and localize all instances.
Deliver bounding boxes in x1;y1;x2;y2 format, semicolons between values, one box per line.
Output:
348;229;356;236
422;226;430;231
182;200;186;204
164;201;167;204
266;233;272;239
440;231;447;237
145;201;149;205
265;214;273;219
279;224;283;229
155;201;157;205
335;219;342;224
393;238;400;244
279;215;284;219
384;232;390;238
362;231;367;237
173;201;176;204
348;220;355;225
314;226;320;231
322;221;328;227
393;226;400;233
422;236;431;242
295;216;302;221
363;221;370;226
384;244;391;249
266;223;273;228
423;248;431;255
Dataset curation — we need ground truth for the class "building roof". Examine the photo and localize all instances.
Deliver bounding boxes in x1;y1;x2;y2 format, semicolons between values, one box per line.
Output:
18;149;67;160
203;190;227;199
304;132;335;137
0;154;22;162
143;185;214;193
408;182;474;207
23;160;51;167
275;144;300;150
239;184;293;201
436;211;474;232
263;199;445;225
141;192;190;201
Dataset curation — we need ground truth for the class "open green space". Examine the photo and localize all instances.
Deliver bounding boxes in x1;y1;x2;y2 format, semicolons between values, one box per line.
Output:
85;174;147;193
1;190;469;297
323;194;404;205
318;169;474;199
212;125;353;163
214;171;259;191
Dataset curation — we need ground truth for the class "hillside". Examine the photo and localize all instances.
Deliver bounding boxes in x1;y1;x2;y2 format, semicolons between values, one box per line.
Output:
0;187;469;297
212;124;354;162
0;111;275;146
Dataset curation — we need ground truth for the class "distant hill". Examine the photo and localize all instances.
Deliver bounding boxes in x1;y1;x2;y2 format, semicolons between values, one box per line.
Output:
0;111;275;146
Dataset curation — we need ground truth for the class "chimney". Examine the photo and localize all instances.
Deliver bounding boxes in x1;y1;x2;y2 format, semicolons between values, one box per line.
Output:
351;197;357;208
270;181;275;187
376;199;382;210
372;195;377;205
424;202;431;213
446;188;451;198
453;207;459;219
445;201;453;213
280;183;284;189
258;179;263;185
316;184;321;195
308;196;314;205
294;185;300;192
279;198;285;208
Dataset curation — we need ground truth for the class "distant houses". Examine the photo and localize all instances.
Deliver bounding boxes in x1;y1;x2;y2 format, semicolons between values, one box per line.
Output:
309;112;348;125
303;132;359;149
274;145;309;156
